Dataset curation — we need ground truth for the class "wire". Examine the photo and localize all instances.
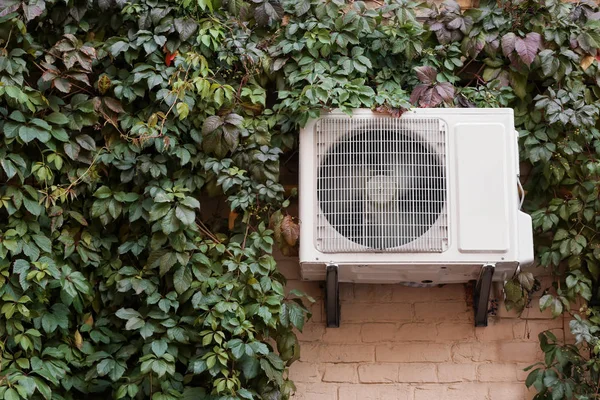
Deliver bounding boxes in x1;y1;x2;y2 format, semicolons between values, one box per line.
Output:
517;179;525;210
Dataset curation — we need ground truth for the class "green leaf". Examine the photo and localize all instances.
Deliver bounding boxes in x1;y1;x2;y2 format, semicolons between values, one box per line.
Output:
228;339;246;359
239;356;259;379
33;378;51;400
180;196;200;209
14;259;31;285
45;112;70;125
109;41;128;55
4;122;20;138
174;266;192;294
161;208;180;235
16;358;30;369
202;116;223;135
159;251;178;275
19;126;50;143
287;301;306;331
551;298;563;318
150;203;171;221
9;110;26;122
67;211;88;225
510;71;527;99
175;205;195;225
110;362;126;382
115;308;142;320
260;358;283;385
174;18;198;41
97;358;116;376
152;359;168;377
31;234;52;253
176;102;189;120
554;229;569;241
1;159;17;179
23;197;42;216
76;134;96;151
552;383;564;400
140;322;155;339
279;302;289;327
539;294;553;311
125;317;145;331
94;186;112;199
5;388;19;400
237;388;253;399
152;339;168;357
64;142;81;160
41;313;58;333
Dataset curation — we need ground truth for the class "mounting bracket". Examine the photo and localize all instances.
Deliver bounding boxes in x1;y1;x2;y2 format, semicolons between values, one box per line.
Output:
473;264;495;327
325;264;340;328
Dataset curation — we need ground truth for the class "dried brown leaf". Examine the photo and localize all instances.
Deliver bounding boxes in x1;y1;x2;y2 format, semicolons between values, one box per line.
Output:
281;215;299;247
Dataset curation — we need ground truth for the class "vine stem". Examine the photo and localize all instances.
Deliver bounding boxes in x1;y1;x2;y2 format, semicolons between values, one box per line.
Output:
456;57;475;77
196;220;235;258
2;28;12;52
241;220;250;250
155;63;192;138
62;146;108;194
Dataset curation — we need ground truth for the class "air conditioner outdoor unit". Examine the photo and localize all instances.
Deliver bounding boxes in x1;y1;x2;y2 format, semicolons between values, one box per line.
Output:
298;108;534;327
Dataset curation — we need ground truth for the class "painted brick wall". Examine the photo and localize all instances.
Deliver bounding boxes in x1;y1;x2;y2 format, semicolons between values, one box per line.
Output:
268;1;588;396
271;0;600;396
278;251;564;400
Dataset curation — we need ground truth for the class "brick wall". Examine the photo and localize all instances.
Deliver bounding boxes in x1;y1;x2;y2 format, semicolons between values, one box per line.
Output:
278;252;564;400
267;1;587;396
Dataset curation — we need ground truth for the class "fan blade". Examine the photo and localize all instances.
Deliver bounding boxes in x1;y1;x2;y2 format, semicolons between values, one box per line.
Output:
317;126;446;251
363;199;406;250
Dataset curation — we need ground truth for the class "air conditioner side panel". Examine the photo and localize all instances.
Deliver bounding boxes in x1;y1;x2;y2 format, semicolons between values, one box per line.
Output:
299;119;318;264
454;123;509;252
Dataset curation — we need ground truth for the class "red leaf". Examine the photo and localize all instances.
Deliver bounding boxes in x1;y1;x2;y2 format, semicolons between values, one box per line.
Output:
23;0;45;21
41;69;59;82
464;34;485;58
429;22;444;32
419;87;443;108
53;78;72;93
501;32;516;57
0;1;21;18
414;66;437;84
447;16;464;31
515;32;541;67
228;210;238;230
435;82;455;102
103;97;124;113
165;50;178;66
409;85;428;105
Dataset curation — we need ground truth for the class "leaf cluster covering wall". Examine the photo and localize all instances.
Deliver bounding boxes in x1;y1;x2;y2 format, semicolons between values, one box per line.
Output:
1;0;600;398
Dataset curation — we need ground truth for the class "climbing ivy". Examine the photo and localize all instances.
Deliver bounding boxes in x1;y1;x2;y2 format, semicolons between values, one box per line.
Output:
0;0;312;398
2;0;600;398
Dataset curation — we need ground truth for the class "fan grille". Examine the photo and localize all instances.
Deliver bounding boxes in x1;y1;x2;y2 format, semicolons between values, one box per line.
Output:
316;117;449;253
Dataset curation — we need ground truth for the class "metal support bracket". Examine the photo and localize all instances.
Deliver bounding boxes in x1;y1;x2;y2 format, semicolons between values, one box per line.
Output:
325;264;340;328
474;264;495;327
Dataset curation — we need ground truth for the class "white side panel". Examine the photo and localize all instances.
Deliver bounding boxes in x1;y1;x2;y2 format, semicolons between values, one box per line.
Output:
517;211;534;265
299;118;318;264
455;123;509;252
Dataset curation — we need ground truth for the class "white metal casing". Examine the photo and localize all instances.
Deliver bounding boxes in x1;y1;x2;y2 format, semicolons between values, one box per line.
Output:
299;108;534;284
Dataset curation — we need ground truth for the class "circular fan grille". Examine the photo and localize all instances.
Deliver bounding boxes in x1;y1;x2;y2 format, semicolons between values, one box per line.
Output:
317;130;446;251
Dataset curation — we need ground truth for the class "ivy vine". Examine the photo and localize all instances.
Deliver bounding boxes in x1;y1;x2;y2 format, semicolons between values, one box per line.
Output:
2;0;600;398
